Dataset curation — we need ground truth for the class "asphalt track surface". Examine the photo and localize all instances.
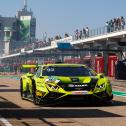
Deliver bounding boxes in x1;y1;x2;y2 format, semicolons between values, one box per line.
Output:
0;76;126;126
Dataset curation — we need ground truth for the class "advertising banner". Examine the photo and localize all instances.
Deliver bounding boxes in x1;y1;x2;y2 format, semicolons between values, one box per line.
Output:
20;16;31;42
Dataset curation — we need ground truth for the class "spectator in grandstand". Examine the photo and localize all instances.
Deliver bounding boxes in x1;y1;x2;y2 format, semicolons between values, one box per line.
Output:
83;28;86;38
117;17;121;30
110;19;114;32
64;33;69;37
55;35;62;40
106;21;110;33
113;18;117;31
85;27;89;37
75;29;79;40
55;35;59;40
32;43;35;50
79;30;82;39
48;38;51;43
58;35;62;39
121;16;125;29
106;16;125;32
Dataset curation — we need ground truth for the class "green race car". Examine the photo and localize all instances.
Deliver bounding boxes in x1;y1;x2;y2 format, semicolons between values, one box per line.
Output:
20;64;113;105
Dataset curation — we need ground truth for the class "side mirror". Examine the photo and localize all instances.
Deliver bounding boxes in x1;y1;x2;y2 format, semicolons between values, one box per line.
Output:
98;73;104;78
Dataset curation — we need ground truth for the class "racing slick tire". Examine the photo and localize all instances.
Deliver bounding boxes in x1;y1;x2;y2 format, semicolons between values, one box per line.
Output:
20;79;25;100
32;84;40;105
106;94;113;102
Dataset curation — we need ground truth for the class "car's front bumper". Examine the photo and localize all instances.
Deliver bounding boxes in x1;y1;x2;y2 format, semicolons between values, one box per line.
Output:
36;90;113;104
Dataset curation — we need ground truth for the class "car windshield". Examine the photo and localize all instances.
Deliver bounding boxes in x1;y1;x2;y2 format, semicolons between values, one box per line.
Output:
42;66;96;76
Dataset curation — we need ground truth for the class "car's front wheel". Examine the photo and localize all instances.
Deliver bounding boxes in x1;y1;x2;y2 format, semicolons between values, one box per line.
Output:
20;79;25;99
32;84;40;105
107;94;113;101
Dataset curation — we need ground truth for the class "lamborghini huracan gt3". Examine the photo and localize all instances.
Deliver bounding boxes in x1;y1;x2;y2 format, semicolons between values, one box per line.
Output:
20;64;113;104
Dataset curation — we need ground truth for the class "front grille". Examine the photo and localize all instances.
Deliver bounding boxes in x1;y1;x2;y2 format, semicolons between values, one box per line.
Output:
59;83;90;91
58;78;98;91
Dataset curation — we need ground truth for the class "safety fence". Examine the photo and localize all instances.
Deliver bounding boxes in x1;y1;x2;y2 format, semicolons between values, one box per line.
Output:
72;26;126;41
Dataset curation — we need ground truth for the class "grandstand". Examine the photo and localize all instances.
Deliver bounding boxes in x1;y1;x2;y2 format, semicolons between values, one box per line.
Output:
0;26;126;77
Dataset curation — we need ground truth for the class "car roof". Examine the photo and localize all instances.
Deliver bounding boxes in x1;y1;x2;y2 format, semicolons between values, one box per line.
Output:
22;64;87;69
41;64;87;67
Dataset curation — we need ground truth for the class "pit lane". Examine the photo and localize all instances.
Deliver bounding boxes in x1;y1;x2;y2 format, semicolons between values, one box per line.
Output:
0;76;126;126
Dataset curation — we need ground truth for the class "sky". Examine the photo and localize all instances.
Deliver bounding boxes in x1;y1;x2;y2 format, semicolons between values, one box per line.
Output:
0;0;126;39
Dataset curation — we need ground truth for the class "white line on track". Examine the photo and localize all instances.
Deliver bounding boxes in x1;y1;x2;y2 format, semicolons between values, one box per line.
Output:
0;115;12;126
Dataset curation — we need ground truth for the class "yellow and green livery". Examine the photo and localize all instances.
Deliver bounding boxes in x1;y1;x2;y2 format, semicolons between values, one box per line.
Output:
20;64;113;105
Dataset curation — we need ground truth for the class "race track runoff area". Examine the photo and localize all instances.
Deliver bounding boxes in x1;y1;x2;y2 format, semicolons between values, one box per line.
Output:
0;75;126;126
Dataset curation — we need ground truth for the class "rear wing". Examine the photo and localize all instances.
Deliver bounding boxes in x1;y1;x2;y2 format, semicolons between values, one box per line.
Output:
21;64;41;74
22;65;37;69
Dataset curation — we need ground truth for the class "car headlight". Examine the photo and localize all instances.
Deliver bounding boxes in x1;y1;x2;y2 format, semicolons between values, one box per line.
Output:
47;84;59;90
96;83;105;89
